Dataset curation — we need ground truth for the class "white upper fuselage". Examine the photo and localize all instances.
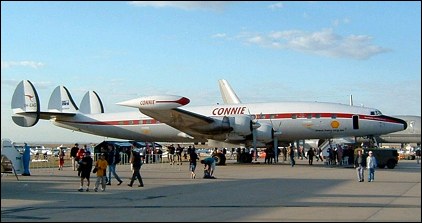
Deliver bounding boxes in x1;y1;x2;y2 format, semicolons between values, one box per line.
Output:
53;101;406;145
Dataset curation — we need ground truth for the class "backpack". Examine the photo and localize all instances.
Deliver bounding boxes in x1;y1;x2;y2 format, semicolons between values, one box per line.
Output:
115;152;121;164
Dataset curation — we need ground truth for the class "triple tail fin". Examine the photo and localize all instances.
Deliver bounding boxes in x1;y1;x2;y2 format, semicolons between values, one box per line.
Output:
48;85;79;113
11;80;78;127
11;80;41;127
79;91;104;114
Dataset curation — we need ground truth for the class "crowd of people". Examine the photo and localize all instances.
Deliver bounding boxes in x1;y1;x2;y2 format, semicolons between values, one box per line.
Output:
33;141;419;192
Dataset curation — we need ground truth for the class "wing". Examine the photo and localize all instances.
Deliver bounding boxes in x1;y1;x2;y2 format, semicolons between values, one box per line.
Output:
140;108;226;138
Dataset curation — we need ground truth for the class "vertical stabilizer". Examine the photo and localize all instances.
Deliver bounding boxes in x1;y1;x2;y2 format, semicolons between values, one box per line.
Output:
218;79;241;104
79;91;105;114
11;80;40;127
47;86;78;113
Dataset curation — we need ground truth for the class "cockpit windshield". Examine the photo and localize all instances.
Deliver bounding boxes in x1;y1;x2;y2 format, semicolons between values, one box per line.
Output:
370;110;382;116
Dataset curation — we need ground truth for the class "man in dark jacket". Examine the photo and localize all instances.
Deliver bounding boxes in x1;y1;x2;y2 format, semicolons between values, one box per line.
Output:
78;151;93;192
128;149;144;187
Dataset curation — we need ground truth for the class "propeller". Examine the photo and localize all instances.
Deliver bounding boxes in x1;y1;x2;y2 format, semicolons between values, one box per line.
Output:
248;109;260;161
270;117;282;163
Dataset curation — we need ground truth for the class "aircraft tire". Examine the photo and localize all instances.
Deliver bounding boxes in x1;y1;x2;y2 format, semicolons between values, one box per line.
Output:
386;159;396;169
212;154;226;166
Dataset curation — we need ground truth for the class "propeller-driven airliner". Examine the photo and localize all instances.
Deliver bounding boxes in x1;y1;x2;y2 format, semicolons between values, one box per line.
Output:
11;80;407;151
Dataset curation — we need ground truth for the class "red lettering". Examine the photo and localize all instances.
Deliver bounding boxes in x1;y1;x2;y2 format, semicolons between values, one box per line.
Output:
140;100;155;105
211;107;247;116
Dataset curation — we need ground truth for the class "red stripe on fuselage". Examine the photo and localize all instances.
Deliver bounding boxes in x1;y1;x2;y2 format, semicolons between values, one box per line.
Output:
58;112;402;126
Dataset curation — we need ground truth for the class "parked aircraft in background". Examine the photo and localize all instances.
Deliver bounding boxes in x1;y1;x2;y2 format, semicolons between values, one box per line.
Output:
11;80;407;152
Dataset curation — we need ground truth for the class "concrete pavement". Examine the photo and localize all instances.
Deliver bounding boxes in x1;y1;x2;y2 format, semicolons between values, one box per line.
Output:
1;158;420;222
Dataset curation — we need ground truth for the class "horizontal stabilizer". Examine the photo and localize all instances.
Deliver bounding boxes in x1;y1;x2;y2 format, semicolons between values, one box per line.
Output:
80;91;104;114
48;85;78;113
11;80;40;127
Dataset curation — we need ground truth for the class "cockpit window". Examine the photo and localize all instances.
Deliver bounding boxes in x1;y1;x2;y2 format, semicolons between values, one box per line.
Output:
370;110;382;116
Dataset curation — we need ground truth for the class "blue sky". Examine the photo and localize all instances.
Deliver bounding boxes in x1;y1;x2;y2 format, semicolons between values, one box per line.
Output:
1;1;421;143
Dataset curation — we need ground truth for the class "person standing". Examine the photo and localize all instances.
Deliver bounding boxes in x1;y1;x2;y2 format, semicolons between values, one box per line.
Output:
70;143;79;171
107;144;123;185
289;145;295;167
22;143;31;176
366;151;377;182
307;148;315;165
94;153;108;192
127;150;144;187
354;149;367;182
168;144;175;165
58;148;65;170
76;146;86;176
189;149;199;179
78;151;93;192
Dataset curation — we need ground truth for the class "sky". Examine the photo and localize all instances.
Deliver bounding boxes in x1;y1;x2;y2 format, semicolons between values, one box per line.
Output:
1;1;421;144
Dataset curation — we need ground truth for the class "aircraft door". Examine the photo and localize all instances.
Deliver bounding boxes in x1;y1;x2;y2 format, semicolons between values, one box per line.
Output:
353;115;359;129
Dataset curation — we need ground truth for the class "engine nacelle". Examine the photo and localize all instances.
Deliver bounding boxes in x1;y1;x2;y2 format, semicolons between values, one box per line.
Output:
227;115;253;136
255;123;274;143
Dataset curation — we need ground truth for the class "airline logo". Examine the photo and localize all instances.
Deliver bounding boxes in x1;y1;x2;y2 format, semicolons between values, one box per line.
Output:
25;94;34;101
212;106;246;116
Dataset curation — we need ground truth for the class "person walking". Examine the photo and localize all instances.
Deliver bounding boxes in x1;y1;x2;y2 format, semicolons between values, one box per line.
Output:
128;150;144;187
354;149;366;182
189;149;199;179
106;144;123;185
78;151;93;192
94;153;108;192
366;151;377;182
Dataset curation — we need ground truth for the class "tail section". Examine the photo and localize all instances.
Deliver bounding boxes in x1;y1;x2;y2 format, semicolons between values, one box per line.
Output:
79;91;104;114
48;85;79;113
218;79;241;104
11;80;78;127
11;80;41;127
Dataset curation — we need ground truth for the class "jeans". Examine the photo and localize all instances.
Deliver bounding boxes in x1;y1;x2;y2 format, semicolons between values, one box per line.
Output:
356;166;364;181
108;164;122;183
368;168;375;181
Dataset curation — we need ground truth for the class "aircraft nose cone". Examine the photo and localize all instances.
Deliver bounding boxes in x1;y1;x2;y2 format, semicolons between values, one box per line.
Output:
392;116;408;130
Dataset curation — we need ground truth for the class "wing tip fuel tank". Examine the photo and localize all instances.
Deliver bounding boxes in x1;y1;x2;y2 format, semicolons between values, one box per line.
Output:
117;95;190;110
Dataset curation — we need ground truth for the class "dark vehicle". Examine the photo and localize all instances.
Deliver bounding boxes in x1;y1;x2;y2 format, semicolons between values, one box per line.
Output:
355;148;399;169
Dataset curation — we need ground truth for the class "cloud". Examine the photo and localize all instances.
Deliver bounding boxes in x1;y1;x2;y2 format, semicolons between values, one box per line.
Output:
128;1;228;11
211;33;227;38
268;2;283;10
1;60;45;69
237;28;390;60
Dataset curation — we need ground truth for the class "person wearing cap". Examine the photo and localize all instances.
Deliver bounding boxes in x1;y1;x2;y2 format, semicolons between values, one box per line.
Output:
354;149;367;182
78;151;93;192
366;151;377;182
94;153;109;192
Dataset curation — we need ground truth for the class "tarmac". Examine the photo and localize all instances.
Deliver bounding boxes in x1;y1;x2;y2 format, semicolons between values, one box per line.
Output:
1;158;421;222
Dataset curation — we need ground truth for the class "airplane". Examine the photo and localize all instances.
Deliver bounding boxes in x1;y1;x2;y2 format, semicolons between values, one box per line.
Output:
349;96;420;146
11;80;407;158
219;79;421;148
